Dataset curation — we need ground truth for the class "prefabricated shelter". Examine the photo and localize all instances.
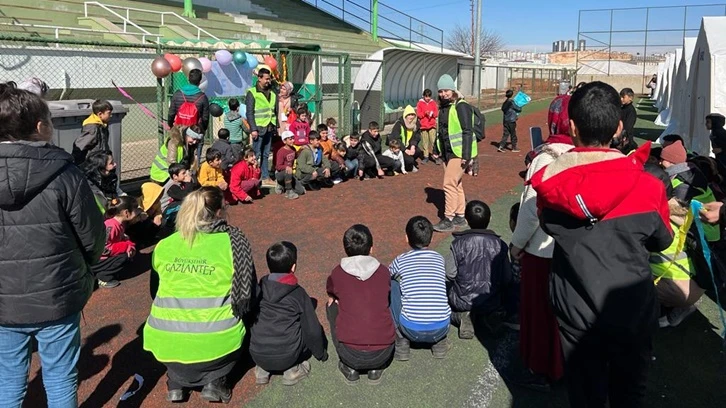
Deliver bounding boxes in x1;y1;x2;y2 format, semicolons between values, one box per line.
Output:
661;37;697;139
655;48;682;126
685;16;726;156
655;53;675;112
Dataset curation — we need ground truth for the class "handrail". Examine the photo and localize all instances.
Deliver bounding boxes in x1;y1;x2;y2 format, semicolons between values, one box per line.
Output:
303;0;443;52
83;2;154;37
0;21;162;44
84;1;219;41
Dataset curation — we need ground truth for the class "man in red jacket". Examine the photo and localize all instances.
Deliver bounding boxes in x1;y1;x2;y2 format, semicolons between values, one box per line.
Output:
229;149;262;203
531;82;672;407
326;224;395;385
417;89;439;164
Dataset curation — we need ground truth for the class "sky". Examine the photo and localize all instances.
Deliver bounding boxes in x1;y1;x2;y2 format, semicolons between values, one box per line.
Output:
379;0;726;52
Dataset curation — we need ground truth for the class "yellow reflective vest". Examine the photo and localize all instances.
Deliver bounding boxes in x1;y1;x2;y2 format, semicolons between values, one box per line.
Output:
248;88;277;128
149;140;184;183
650;221;695;281
447;99;478;159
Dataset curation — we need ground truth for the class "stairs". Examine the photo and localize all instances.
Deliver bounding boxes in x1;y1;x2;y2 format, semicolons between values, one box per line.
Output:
227;14;285;43
77;16;145;43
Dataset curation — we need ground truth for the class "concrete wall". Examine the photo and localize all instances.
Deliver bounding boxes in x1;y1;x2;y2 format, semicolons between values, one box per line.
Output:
575;74;652;94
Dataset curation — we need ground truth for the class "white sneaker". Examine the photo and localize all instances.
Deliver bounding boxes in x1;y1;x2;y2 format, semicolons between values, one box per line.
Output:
667;305;697;327
658;315;671;328
333;177;343;184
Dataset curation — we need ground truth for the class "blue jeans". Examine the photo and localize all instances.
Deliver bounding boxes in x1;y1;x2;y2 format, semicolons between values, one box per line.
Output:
390;280;449;343
252;130;273;180
0;313;81;408
344;158;359;178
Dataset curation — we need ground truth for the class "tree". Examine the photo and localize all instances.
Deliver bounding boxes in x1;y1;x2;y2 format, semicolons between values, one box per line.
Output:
446;24;503;56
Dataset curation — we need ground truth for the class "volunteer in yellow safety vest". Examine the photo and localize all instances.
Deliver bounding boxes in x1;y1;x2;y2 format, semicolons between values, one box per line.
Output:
245;67;278;184
388;105;425;172
433;74;478;233
143;187;257;403
149;125;203;184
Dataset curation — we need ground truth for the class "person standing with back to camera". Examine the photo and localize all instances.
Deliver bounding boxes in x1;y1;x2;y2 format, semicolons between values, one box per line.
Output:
432;74;477;233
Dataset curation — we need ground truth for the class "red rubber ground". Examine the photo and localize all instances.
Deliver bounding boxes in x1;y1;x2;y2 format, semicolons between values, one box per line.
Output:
23;108;548;408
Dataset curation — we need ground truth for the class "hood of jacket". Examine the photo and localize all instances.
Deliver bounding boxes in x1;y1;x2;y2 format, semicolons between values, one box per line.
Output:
82;113;107;128
226;110;241;122
531;142;652;223
259;274;299;303
0;142;73;209
539;142;574;160
340;255;380;281
181;84;202;96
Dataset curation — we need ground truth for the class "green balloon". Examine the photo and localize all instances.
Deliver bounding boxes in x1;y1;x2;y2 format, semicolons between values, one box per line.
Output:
233;51;247;64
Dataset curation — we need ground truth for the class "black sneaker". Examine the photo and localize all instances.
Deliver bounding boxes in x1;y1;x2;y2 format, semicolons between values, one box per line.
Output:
433;218;454;233
394;333;411;361
201;377;231;403
338;361;360;384
98;279;120;289
166;389;185;403
367;369;384;385
452;215;468;229
302;181;320;191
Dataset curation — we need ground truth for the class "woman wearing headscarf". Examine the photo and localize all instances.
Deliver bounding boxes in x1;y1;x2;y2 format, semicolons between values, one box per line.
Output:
278;81;295;131
143;187;257;403
388;105;424;172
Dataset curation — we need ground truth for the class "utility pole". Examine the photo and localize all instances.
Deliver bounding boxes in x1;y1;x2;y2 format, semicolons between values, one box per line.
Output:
470;0;475;55
473;0;482;97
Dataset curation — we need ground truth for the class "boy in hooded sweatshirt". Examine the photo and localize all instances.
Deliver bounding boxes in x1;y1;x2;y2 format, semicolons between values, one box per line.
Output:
417;89;439;163
72;100;113;165
530;82;673;407
326;224;395;385
251;242;328;386
223;98;248;154
389;105;423;172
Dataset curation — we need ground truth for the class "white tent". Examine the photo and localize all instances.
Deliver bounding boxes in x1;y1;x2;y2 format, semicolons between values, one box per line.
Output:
652;62;666;100
655;53;675;112
685;16;726;156
661;37;697;139
655;49;682;126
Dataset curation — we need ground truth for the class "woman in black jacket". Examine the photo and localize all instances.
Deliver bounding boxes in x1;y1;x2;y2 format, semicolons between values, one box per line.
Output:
0;82;106;407
388;105;424;172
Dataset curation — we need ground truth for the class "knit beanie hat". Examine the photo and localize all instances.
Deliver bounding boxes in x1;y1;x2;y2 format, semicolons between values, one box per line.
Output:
660;140;687;164
437;74;456;91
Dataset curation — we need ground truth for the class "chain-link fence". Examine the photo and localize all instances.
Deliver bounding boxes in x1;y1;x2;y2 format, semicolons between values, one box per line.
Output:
473;65;576;111
0;34;351;181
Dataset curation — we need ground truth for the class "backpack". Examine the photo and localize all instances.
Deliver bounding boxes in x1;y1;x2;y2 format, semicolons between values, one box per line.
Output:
174;94;203;127
473;107;485;142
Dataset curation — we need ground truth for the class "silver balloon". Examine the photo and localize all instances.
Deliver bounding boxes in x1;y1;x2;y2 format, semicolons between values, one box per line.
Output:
199;74;208;92
182;57;203;77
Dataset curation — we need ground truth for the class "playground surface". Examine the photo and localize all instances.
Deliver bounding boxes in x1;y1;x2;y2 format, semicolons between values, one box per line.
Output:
22;99;726;408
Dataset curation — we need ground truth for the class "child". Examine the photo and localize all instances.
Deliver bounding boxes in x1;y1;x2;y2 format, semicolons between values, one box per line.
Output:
72;99;113;164
92;196;137;288
223;98;247;150
274;130;305;199
446;200;513;339
331;142;353;182
417;89;438;163
498;90;521;153
389;105;423;172
296;131;333;190
383;139;406;175
251;242;328;386
229;149;262;203
360;121;395;179
160;163;198;231
326;117;338;143
289;105;311;147
211;128;238;170
198;149;229;191
326;225;395;384
390;216;451;361
318;124;334;159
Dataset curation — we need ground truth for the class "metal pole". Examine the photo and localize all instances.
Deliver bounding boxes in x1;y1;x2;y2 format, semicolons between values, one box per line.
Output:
371;0;378;42
608;9;613;76
642;7;650;95
575;10;581;86
473;0;482;99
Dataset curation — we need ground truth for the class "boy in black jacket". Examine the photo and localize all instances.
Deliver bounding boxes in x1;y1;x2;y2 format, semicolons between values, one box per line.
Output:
251;242;328;386
359;121;395;178
72;100;113;164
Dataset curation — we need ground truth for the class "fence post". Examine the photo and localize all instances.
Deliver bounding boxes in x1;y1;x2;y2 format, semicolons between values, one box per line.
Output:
156;44;165;147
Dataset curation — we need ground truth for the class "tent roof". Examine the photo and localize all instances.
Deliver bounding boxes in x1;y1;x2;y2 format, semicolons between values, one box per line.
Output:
700;17;726;55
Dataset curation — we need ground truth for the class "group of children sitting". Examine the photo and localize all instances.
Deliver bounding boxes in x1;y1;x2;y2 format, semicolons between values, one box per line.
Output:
248;200;518;385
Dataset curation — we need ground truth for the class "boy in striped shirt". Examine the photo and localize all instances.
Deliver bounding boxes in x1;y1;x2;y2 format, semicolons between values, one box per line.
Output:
390;216;452;361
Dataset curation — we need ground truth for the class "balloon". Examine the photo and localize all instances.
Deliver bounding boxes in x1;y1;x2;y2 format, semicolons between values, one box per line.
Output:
151;56;172;79
199;57;212;73
233;50;247;64
164;53;182;72
215;50;233;66
264;55;278;72
246;53;258;69
182;57;203;76
199;74;208;92
209;103;223;118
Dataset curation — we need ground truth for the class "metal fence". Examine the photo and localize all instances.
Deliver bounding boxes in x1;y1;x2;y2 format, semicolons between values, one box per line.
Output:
0;34;351;181
473;65;575;111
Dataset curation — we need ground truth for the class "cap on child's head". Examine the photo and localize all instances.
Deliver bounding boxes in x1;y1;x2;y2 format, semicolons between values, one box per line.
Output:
281;130;294;141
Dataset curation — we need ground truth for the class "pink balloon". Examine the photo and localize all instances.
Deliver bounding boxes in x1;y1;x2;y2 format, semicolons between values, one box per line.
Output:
199;57;212;73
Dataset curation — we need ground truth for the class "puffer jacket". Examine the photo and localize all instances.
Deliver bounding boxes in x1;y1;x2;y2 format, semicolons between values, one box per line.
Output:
0;141;106;325
447;229;512;313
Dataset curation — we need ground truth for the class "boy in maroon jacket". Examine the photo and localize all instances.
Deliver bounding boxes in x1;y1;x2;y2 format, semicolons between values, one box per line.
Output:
274;131;305;199
326;224;395;385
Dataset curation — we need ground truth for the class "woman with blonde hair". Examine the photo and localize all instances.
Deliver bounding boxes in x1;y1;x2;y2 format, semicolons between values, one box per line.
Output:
144;186;256;403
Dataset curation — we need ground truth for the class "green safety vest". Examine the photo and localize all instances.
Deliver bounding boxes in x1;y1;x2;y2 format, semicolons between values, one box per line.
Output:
650;221;694;281
448;100;478;158
672;178;720;242
149;140;184;183
94;194;106;215
143;231;244;364
401;127;413;146
248;88;277;128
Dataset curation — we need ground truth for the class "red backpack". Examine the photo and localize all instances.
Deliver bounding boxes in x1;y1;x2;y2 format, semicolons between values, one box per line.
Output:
174;94;203;127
